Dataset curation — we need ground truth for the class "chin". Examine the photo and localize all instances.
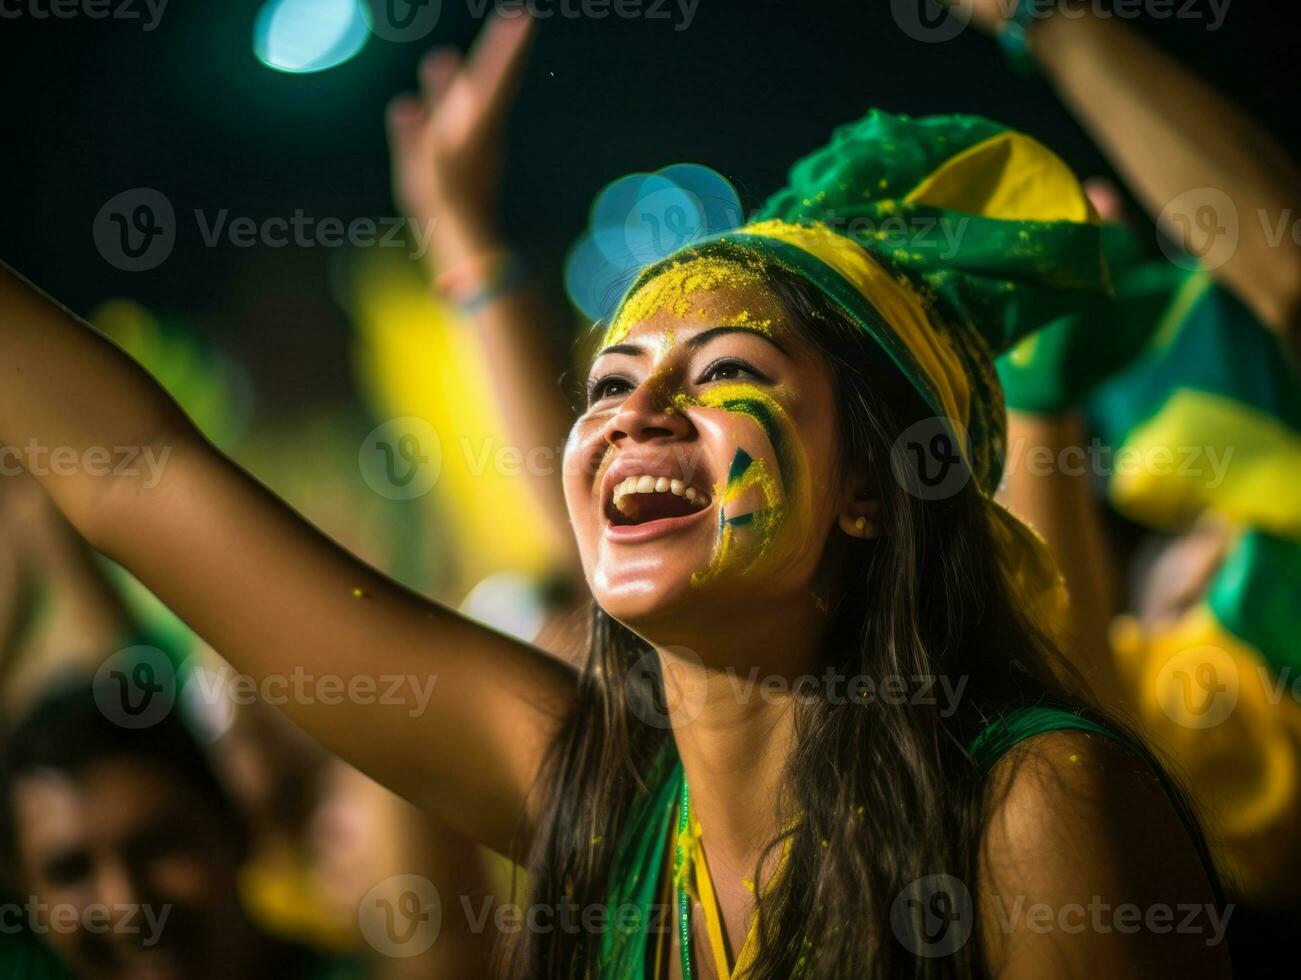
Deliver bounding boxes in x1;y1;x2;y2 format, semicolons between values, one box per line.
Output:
592;577;695;636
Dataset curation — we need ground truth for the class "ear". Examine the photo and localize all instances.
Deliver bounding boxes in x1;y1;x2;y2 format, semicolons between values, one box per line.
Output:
836;470;882;540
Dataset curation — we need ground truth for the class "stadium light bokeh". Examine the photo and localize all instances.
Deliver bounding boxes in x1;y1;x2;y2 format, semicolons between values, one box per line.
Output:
253;0;372;75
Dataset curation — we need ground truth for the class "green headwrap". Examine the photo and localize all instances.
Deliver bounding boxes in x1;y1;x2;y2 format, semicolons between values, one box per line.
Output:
613;108;1110;495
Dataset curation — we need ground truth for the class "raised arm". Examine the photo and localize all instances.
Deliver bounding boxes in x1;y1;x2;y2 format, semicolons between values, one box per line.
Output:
964;0;1301;347
0;261;576;857
0;468;131;711
386;13;582;571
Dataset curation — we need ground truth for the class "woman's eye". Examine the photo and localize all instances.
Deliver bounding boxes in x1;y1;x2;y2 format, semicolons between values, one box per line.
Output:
699;359;766;384
587;375;635;404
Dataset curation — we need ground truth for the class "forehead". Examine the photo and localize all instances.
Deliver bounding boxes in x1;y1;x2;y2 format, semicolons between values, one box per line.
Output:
602;255;791;350
13;761;187;860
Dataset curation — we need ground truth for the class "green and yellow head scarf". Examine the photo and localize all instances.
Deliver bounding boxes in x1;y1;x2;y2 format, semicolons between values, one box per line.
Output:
606;108;1110;635
611;109;1107;496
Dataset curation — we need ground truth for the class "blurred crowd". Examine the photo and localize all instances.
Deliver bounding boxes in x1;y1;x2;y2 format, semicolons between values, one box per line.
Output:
2;5;1299;979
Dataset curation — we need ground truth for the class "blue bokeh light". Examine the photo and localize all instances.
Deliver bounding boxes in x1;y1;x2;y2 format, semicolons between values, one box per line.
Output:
254;0;371;75
566;164;743;323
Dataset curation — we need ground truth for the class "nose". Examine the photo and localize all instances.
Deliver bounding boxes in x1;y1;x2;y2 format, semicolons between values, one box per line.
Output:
602;375;693;447
95;854;146;912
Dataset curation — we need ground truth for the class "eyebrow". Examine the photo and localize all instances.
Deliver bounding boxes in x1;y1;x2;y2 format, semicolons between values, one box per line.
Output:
593;325;788;361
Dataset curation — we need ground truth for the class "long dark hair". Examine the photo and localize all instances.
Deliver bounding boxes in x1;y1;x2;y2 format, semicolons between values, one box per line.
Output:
505;247;1202;978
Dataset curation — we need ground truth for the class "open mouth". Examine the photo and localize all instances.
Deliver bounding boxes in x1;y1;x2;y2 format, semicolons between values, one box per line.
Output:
603;472;714;530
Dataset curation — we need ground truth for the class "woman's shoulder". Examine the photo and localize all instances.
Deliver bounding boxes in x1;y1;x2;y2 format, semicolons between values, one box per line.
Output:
975;724;1232;978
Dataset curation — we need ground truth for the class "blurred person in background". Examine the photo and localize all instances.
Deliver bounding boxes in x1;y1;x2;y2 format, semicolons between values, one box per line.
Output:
951;1;1301;972
384;14;590;668
0;680;363;980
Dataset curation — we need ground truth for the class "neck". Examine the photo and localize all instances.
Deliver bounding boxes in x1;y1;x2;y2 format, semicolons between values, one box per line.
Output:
656;599;822;883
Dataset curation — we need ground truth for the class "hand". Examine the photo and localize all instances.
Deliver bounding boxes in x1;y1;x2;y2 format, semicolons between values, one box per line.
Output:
941;0;1016;35
385;13;536;265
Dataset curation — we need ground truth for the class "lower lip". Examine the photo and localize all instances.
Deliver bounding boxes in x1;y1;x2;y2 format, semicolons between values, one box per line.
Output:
604;504;712;543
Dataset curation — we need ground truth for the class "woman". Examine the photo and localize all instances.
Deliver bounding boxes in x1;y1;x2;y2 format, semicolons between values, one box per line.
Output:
1;72;1227;980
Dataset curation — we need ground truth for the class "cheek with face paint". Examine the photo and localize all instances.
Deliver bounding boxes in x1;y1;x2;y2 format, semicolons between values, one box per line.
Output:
677;380;819;591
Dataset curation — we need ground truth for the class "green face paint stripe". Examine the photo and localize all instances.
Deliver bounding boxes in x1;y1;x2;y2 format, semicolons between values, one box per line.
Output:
724;508;775;528
727;448;754;483
717;398;794;494
721;449;753;528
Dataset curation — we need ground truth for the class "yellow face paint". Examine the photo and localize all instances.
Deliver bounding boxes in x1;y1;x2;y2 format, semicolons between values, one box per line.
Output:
673;381;813;587
603;254;771;347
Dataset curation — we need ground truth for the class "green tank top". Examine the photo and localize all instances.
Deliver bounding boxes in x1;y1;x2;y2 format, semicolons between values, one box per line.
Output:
597;706;1200;978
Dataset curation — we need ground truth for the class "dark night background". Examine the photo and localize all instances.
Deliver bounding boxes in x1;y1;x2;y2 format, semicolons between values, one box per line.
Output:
1;0;1296;419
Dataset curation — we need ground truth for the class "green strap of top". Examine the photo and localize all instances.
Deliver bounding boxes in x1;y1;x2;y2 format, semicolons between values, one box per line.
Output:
967;705;1117;772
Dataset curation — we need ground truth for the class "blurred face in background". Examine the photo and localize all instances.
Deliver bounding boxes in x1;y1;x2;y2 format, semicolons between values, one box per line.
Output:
11;757;251;980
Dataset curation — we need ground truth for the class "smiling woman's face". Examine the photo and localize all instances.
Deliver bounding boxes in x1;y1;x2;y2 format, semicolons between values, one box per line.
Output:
563;259;849;639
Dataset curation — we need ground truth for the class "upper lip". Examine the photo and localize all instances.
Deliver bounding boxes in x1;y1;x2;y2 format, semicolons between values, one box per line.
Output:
599;447;716;520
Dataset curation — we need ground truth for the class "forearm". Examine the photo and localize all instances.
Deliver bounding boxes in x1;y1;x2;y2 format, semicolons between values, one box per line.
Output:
0;261;197;538
1029;9;1301;338
428;222;581;569
997;411;1130;713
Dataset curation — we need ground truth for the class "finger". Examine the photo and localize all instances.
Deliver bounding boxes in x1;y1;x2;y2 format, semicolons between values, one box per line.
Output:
384;93;426;150
419;47;462;109
465;11;536;124
1083;176;1128;225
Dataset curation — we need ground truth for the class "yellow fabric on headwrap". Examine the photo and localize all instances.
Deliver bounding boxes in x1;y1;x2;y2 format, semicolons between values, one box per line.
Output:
739;218;974;449
903;130;1100;224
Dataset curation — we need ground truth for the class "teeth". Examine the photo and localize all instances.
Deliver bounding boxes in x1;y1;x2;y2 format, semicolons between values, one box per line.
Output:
611;474;711;514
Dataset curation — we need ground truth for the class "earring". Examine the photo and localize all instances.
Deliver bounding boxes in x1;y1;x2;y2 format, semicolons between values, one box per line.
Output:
854;516;867;534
